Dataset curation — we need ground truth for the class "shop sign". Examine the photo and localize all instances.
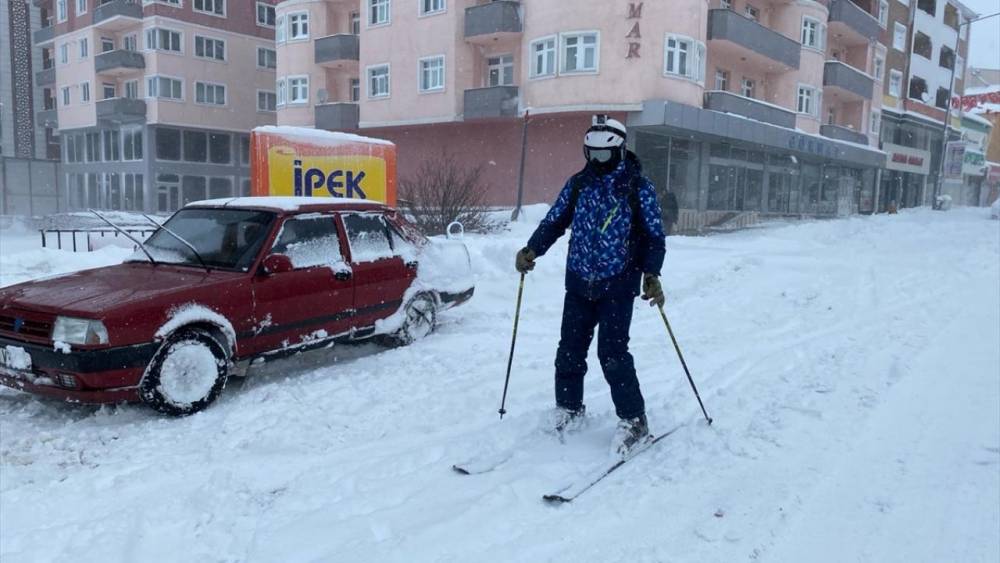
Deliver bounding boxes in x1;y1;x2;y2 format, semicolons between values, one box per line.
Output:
951;90;1000;112
626;3;642;59
988;163;1000;184
883;143;930;175
963;148;986;176
944;141;965;180
786;134;839;159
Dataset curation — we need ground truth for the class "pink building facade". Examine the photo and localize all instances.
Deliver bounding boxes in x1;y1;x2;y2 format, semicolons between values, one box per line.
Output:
276;0;892;228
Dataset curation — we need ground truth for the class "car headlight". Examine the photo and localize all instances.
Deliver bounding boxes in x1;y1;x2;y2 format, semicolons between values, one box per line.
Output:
51;317;109;345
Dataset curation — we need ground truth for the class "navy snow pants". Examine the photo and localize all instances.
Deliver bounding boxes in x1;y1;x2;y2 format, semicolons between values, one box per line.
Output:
554;290;645;420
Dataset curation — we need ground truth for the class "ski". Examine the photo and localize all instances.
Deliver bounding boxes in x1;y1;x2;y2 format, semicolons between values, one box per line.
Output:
542;425;683;504
452;448;516;475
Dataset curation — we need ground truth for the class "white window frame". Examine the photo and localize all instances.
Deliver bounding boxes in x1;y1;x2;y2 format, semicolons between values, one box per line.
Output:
741;77;755;98
715;69;729;91
257;46;277;70
796;84;818;116
663;34;705;83
79;37;89;59
288;11;309;41
256;2;275;27
879;0;889;28
194;35;226;62
75;0;87;16
276;78;286;106
123;34;138;51
369;0;391;27
62;86;71;106
193;0;226;18
419;0;445;17
195;81;227;106
102;82;116;99
486;54;514;87
145;27;183;54
125;79;139;99
146;74;184;101
101;36;115;52
559;31;600;75
801;17;824;50
874;54;885;82
529;35;557;79
257;90;277;112
287;75;309;104
870;110;881;135
367;63;390;98
889;69;902;97
80;81;91;103
57;0;67;22
350;78;360;102
744;4;759;21
276;15;286;42
418;55;445;92
59;43;69;64
893;22;906;51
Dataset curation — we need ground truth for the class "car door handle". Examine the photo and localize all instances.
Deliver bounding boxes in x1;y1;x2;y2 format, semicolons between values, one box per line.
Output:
335;271;352;281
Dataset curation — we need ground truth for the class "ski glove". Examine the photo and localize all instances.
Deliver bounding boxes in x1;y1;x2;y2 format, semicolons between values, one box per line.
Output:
641;274;665;307
515;247;537;274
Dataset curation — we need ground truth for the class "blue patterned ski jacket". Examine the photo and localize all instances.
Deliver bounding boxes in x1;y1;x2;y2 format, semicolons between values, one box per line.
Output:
527;151;666;299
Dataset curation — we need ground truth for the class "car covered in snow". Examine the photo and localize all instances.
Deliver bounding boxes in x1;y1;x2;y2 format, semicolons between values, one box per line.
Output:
0;197;474;415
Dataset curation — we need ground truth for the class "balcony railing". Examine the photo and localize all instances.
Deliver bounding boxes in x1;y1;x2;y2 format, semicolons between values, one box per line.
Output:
823;61;874;100
95;49;146;74
315;103;359;131
93;0;143;26
35;67;55;86
828;0;881;42
464;86;519;120
33;25;55;44
96;98;146;123
314;34;359;65
820;124;869;145
707;9;799;70
703;90;796;129
36;108;58;128
465;1;522;40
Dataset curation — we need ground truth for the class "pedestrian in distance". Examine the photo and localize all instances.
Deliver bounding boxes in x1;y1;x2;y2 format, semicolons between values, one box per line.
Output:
515;115;667;457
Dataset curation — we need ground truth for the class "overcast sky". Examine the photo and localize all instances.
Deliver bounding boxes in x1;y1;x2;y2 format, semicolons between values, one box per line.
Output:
964;0;1000;70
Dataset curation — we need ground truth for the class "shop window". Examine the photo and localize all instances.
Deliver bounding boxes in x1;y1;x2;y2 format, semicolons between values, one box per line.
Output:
123;126;143;161
913;32;932;59
240;136;251;165
182;176;208;205
209;177;233;199
917;0;935;16
908;76;928;102
157;174;181;212
184;131;207;162
103;130;120;162
210;133;231;164
935;87;950;109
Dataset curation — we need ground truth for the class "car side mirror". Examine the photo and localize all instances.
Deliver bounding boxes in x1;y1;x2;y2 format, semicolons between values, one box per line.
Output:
262;253;294;274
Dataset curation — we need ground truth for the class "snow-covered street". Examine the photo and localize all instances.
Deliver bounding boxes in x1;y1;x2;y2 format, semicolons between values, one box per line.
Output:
1;208;998;563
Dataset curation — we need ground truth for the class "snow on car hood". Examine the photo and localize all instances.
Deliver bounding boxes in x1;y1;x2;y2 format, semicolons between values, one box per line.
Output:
416;237;474;295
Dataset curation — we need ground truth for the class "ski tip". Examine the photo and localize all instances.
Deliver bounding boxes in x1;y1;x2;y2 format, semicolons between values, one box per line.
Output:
542;494;572;504
452;465;471;475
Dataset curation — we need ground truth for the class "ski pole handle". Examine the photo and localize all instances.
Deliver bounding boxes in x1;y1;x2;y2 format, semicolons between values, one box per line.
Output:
658;305;713;425
498;273;526;419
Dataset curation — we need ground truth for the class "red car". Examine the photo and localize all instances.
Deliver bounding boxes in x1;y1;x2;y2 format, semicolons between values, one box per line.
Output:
0;197;474;415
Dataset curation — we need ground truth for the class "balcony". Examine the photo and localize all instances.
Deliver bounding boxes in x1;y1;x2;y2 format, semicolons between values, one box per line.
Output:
464;1;522;44
703;91;796;129
95;49;145;75
93;0;144;30
823;61;874;101
36;108;58;129
96;98;146;123
314;34;359;68
35;67;55;86
820;124;869;145
315;103;359;131
706;9;799;72
33;25;55;45
828;0;881;45
464;86;519;120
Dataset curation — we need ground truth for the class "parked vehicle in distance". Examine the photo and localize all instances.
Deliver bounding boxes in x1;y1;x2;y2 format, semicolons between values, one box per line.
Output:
0;197;474;415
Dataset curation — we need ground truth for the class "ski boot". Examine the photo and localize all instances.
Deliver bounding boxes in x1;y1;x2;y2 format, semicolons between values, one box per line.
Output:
612;414;650;458
547;405;587;437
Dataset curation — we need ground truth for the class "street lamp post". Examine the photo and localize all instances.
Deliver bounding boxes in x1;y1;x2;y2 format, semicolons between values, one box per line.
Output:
933;11;999;205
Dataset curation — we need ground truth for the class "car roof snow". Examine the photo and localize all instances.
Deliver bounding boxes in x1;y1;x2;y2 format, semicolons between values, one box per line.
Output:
185;196;387;213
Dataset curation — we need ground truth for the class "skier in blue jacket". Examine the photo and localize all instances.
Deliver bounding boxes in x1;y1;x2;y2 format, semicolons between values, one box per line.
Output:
515;116;666;456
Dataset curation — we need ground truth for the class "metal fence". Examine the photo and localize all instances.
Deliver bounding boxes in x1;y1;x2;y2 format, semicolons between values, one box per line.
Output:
0;157;62;216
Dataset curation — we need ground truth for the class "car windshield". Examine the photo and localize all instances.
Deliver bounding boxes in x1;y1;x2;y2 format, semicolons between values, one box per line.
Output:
133;208;275;271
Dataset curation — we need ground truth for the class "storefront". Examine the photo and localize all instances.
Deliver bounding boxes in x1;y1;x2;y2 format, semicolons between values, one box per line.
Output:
879;143;931;211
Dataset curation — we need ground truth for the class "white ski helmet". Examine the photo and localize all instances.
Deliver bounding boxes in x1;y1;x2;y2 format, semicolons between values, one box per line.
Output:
583;115;627;170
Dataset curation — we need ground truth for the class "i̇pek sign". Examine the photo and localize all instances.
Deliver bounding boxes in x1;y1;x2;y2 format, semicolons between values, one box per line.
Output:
883;143;930;175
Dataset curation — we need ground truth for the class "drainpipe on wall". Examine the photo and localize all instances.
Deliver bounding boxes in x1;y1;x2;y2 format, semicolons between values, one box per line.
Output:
511;109;530;222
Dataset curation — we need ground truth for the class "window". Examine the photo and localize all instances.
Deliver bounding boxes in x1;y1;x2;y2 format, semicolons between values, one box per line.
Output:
257;47;277;69
917;0;935;16
256;2;275;26
870;111;881;135
664;35;705;81
208;177;232;200
889;69;902;96
276;16;285;42
944;3;959;30
370;0;390;26
913;32;932;59
908;75;927;101
195;82;226;105
797;85;817;116
419;56;445;92
182;176;207;205
801;18;824;49
939;45;954;70
744;4;759;21
57;0;67;22
194;0;225;16
146;28;182;53
272;215;344;270
147;75;183;100
720;0;731;8
874;55;884;82
342;213;393;263
195;36;226;61
123;174;144;211
421;0;444;15
103;82;116;99
878;0;889;28
288;12;309;39
62;87;70;106
103;130;120;162
715;69;729;91
85;132;99;162
184;131;207;162
741;77;755;98
240;136;251;165
209;133;230;164
351;12;361;34
60;43;68;64
277;78;286;105
530;36;556;78
934;87;949;109
76;0;86;15
80;82;90;103
893;23;906;51
101;37;114;52
258;90;277;111
123;34;137;51
368;64;389;98
156;173;180;212
350;78;360;102
125;80;139;99
561;32;599;74
122;126;143;161
487;54;513;87
79;38;89;59
288;76;309;103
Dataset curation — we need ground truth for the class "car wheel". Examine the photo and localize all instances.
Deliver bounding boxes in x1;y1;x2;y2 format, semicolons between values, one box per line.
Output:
385;293;437;347
140;327;229;416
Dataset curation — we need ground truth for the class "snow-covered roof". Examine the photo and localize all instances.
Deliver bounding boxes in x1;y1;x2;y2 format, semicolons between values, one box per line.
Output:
186;196;386;211
253;126;394;147
962;112;994;128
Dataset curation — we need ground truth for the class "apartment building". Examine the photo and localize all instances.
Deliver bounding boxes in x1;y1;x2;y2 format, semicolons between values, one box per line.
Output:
877;0;974;211
275;0;901;226
33;0;278;213
1;0;54;159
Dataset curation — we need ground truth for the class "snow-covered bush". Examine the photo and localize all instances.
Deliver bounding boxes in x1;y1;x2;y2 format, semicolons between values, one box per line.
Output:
399;151;498;236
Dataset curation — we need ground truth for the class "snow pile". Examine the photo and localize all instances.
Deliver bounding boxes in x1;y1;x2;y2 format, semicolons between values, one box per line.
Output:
1;345;32;370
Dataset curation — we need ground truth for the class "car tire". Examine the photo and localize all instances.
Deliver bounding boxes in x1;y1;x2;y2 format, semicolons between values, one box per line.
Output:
384;293;437;347
139;327;229;416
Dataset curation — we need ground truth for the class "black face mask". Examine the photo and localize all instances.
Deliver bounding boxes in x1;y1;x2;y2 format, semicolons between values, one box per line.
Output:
584;145;623;174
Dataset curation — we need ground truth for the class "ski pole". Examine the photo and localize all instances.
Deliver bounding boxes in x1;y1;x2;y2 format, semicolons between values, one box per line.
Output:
657;305;713;425
498;273;526;419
